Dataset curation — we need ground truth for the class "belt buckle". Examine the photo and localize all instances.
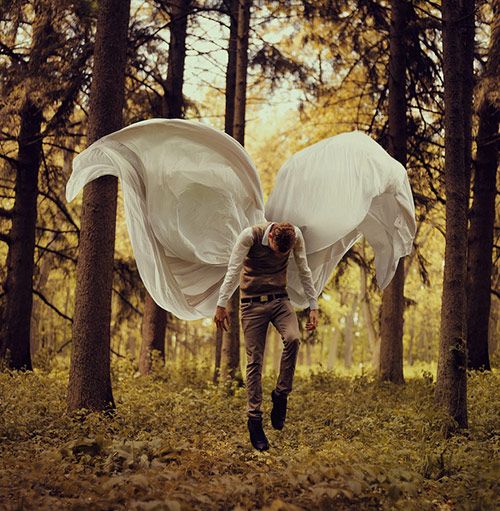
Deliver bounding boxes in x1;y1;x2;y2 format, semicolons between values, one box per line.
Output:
259;295;269;303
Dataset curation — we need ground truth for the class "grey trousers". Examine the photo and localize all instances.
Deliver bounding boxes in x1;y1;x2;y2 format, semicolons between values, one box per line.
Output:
240;296;301;419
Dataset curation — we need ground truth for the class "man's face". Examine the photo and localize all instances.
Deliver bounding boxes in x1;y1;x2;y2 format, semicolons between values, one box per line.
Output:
269;227;293;255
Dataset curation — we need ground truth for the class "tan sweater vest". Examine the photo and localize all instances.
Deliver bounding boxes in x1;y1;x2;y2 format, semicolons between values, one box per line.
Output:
240;222;290;298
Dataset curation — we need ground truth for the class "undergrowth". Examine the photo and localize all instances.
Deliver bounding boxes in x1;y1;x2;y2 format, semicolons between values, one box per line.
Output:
0;359;498;510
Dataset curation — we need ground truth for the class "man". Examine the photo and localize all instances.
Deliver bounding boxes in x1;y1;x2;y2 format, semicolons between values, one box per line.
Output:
214;221;318;451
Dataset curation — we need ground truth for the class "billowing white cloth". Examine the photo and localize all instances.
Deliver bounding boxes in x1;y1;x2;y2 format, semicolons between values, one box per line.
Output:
266;131;416;309
66;119;416;319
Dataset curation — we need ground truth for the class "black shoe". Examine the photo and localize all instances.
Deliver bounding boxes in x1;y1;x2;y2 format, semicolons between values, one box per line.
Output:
271;390;287;430
247;417;269;451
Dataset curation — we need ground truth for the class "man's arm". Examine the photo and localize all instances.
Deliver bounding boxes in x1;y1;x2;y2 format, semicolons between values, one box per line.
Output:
214;227;253;331
293;227;318;310
293;227;319;331
216;227;253;308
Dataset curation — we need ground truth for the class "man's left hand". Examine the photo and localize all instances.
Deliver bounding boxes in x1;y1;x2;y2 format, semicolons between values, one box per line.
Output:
306;309;319;331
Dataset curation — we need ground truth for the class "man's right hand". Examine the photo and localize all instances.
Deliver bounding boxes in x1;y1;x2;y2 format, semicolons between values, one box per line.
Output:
214;306;230;332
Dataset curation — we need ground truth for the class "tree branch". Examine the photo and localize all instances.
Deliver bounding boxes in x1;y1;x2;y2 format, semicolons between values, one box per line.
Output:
32;288;73;322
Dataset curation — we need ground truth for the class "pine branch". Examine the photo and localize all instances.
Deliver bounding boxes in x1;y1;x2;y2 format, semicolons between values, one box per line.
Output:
32;288;73;322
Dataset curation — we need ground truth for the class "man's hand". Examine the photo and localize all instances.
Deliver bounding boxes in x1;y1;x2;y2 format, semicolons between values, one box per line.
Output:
214;306;230;332
306;309;319;331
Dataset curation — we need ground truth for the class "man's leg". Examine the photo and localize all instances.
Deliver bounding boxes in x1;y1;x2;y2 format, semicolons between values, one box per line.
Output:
240;301;271;418
271;298;301;395
270;298;301;429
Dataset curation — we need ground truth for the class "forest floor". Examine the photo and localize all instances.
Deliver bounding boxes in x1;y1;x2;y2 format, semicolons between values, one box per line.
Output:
0;359;498;511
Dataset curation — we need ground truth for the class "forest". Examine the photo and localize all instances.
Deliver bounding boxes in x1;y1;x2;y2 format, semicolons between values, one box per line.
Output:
0;0;498;510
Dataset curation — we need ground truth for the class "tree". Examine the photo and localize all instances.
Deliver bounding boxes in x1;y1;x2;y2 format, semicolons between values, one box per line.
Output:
466;6;499;371
67;0;131;412
219;0;249;384
139;0;192;376
434;0;475;431
0;1;91;370
378;0;411;384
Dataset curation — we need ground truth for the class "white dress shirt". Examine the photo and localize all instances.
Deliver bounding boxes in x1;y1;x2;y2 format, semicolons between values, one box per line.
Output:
217;223;318;309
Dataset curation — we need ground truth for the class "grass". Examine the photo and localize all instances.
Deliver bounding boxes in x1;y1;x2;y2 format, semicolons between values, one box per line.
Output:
0;358;498;510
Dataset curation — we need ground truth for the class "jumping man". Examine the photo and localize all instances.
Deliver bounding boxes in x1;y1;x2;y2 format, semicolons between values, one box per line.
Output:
214;221;318;451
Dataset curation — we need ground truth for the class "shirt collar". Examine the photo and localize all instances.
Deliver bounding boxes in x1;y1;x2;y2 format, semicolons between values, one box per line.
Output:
262;222;275;246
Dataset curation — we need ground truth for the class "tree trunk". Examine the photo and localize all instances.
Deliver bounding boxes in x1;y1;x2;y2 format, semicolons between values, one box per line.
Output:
140;0;191;374
466;10;499;371
30;253;53;357
0;101;43;371
213;327;223;382
139;293;168;374
435;0;475;431
378;0;410;384
327;328;339;370
408;306;415;366
162;0;190;118
233;0;251;145
67;0;130;412
0;6;53;370
220;0;250;384
359;248;380;371
343;296;357;369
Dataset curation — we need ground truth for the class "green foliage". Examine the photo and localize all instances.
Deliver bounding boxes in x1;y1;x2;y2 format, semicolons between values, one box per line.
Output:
0;364;498;510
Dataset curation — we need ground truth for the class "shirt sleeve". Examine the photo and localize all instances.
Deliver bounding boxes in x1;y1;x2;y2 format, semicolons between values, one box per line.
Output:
216;227;253;308
293;227;319;310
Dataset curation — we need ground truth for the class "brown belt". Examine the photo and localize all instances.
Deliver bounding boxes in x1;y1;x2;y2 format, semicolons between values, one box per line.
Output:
241;293;288;304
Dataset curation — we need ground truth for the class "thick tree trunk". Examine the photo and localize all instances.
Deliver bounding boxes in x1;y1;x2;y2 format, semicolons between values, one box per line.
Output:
220;0;250;384
67;0;130;412
232;0;251;145
378;0;410;384
0;6;54;371
162;0;190;118
466;103;498;370
435;0;475;431
466;11;499;371
139;293;168;374
0;101;43;371
140;0;191;374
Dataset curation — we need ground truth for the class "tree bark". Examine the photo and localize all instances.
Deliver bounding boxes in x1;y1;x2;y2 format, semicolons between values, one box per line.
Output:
466;9;499;371
30;253;53;357
232;0;251;145
359;245;380;371
67;0;130;412
162;0;190;118
220;0;250;384
378;0;410;384
140;0;191;374
0;101;43;371
327;328;339;370
435;0;475;431
343;296;358;369
139;293;168;374
0;6;53;371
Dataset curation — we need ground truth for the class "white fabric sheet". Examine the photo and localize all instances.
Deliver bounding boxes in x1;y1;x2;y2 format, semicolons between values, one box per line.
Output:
66;119;416;319
266;131;416;309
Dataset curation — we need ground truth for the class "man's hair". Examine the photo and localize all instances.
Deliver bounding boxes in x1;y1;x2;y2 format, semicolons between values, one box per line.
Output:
272;222;296;252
